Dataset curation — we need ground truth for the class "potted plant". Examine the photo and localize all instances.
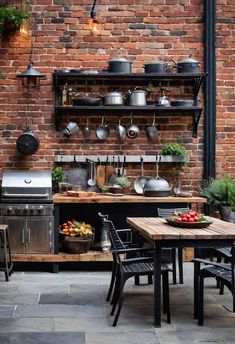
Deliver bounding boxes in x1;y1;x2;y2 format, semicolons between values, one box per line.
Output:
159;142;188;194
52;166;64;193
200;175;235;221
0;6;29;41
114;176;131;193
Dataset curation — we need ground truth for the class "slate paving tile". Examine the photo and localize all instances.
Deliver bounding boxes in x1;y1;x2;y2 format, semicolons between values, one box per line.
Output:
15;304;105;318
54;317;110;332
39;292;104;305
2;332;85;344
85;330;159;344
0;333;10;343
0;318;54;332
0;293;39;305
0;305;15;318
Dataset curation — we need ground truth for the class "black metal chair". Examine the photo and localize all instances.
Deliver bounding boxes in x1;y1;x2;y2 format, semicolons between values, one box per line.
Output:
157;207;189;284
98;212;152;303
101;216;172;326
193;247;235;326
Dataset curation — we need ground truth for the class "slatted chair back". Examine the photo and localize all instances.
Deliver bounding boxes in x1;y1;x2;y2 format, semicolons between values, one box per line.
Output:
157;207;190;218
102;217;126;251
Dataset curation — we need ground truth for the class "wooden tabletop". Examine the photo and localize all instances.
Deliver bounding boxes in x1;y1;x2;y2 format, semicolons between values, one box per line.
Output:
126;216;235;241
53;194;207;204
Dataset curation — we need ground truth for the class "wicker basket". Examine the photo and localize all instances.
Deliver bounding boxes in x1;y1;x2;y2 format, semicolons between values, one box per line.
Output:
61;235;93;254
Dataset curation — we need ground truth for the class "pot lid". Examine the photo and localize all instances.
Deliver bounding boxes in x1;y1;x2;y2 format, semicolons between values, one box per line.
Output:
178;57;199;64
145;60;166;65
106;91;123;96
108;57;132;63
145;177;170;191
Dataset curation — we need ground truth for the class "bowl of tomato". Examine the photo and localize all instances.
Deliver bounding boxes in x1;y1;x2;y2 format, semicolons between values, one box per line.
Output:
165;211;213;228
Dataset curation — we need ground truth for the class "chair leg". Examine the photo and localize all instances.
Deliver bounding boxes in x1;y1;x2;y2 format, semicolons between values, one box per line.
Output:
148;273;153;285
194;260;200;319
178;248;184;284
106;259;117;302
219;281;224;295
198;273;204;326
112;275;127;327
134;275;140;285
162;271;171;324
172;248;177;284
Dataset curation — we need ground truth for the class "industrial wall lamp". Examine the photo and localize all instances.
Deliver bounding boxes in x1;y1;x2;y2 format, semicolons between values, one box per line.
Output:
89;0;100;35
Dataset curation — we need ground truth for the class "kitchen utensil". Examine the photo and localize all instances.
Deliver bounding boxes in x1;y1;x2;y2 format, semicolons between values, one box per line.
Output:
16;128;40;156
66;155;88;189
146;114;159;143
128;86;147;106
106;156;114;183
115;118;126;142
103;91;125;106
126;114;140;139
63;122;79;137
82;117;91;139
171;99;194;107
96;158;106;186
172;54;200;73
87;161;97;186
109;156;118;184
107;57;132;73
144;158;171;197
143;60;168;74
96;117;110;141
134;157;150;194
72;95;101;106
156;88;171;107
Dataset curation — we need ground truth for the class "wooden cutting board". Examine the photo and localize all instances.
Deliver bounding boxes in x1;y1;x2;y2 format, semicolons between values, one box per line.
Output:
96;165;106;185
106;165;114;184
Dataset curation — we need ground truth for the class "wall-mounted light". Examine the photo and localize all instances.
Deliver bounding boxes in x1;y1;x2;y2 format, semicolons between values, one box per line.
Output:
89;0;100;35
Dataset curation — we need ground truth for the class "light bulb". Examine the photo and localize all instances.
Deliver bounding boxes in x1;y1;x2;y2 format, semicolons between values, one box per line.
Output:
20;18;31;40
89;18;100;36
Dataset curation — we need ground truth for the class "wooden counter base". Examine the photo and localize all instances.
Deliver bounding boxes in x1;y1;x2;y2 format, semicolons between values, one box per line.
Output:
53;194;207;204
12;251;112;263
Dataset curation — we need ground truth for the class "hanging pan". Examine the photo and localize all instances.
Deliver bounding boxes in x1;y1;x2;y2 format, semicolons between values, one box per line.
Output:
16;128;40;156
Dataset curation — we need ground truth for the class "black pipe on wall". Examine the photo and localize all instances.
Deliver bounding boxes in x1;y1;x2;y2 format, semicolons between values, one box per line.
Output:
204;0;216;181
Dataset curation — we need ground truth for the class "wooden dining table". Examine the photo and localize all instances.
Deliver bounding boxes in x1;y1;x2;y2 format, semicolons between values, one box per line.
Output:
126;216;235;327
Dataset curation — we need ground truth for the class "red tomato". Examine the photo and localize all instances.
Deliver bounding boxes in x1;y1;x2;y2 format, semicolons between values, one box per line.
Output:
188;211;196;217
176;217;182;222
193;216;199;222
181;217;188;222
185;214;191;219
188;217;195;222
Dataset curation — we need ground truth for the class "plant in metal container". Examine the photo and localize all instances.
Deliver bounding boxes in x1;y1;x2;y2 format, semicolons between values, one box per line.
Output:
200;175;235;221
114;176;131;193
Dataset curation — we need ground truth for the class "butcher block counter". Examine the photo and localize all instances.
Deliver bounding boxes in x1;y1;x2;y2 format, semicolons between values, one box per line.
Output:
53;193;207;204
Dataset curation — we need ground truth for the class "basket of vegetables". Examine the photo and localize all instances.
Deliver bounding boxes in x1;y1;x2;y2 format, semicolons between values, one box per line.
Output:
59;219;94;253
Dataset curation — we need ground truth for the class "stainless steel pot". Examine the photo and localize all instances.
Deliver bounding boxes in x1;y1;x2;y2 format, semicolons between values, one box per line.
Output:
103;91;124;106
144;160;171;197
128;87;147;106
143;60;167;74
108;57;132;73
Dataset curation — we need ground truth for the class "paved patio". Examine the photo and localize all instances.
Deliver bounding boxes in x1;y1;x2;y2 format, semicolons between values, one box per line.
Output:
0;262;234;344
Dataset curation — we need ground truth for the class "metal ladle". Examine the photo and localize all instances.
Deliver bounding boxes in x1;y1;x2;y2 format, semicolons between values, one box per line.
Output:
83;117;91;139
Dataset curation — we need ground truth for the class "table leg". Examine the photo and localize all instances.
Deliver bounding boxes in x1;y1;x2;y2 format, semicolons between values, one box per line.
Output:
154;242;162;327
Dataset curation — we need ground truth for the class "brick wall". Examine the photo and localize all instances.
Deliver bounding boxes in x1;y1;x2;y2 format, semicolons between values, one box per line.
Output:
0;0;234;194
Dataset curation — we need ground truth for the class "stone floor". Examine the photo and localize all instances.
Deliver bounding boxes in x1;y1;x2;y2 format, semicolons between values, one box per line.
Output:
0;262;235;343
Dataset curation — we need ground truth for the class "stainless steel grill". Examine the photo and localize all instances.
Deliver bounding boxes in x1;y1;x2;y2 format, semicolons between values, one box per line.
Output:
0;171;54;254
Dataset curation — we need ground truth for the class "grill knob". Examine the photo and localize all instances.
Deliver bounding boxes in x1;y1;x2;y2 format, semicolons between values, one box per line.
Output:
7;207;12;215
37;206;44;215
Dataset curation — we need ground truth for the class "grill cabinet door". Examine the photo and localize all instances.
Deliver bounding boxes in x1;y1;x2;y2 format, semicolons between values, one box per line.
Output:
25;217;54;253
0;216;26;253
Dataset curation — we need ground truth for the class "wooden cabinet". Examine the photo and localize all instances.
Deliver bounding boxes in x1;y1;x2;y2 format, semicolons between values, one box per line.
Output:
52;71;206;137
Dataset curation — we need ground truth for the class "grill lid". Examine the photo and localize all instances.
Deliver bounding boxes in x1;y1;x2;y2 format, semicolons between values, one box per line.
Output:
1;171;52;202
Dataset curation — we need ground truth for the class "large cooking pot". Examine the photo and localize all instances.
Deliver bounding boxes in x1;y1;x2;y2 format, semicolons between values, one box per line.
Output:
72;95;101;106
108;57;132;73
16;128;40;156
103;91;125;106
143;60;168;74
144;160;171;197
174;56;200;73
128;87;147;106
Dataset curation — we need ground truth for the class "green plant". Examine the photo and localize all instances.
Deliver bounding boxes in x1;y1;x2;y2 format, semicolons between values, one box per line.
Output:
52;166;64;184
0;6;29;41
114;176;131;188
200;175;235;211
160;142;187;157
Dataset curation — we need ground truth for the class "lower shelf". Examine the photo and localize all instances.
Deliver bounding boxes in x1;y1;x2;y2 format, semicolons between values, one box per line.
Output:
12;251;112;263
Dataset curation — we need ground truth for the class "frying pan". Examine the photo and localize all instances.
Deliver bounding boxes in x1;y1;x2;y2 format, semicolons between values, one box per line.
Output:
96;117;110;141
146;114;159;143
134;157;150;194
16;128;40;156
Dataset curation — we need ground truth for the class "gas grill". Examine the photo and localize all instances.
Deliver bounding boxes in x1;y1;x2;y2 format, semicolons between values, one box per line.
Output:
0;171;54;254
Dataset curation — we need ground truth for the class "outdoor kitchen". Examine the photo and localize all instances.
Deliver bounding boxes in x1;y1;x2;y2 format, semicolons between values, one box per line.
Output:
0;0;235;341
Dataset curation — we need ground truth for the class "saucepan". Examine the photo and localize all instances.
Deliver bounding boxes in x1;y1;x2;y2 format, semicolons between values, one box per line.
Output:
126;114;139;139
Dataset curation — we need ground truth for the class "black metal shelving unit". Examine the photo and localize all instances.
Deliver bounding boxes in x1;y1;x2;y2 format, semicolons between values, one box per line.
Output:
52;71;206;137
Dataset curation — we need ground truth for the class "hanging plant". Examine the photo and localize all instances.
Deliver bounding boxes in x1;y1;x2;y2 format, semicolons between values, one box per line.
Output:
0;6;29;41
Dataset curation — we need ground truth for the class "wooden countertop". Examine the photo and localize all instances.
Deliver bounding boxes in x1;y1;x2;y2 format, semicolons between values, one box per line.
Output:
53;193;207;204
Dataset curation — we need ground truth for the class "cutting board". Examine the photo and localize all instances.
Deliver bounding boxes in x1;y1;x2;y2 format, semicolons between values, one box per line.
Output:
96;165;106;185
